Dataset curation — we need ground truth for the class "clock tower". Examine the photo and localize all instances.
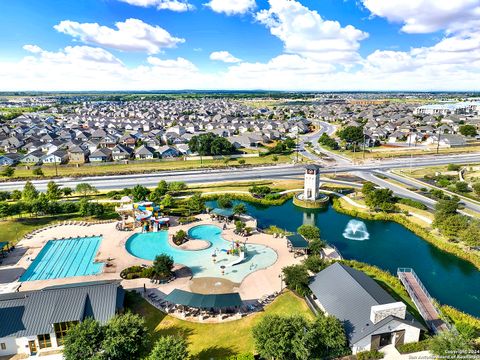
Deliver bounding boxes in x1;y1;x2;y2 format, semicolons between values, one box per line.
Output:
303;164;321;201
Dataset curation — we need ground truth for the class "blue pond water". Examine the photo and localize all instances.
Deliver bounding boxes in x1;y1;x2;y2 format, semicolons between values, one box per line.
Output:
206;199;480;317
20;236;104;281
125;224;277;283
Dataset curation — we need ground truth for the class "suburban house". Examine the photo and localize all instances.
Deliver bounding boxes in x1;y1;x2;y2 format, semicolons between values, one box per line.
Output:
112;144;133;161
0;153;22;167
89;148;112;162
134;145;156;160
21;150;44;165
0;281;124;357
425;134;467;147
41;150;69;165
68;145;89;164
307;263;425;354
157;145;179;158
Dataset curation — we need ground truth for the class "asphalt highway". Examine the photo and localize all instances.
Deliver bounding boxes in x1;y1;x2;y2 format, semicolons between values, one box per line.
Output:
0;151;479;192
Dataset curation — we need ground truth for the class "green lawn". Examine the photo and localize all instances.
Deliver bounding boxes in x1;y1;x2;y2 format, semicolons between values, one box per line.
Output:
125;290;314;359
0;211;118;245
0;214;80;245
1;154;293;180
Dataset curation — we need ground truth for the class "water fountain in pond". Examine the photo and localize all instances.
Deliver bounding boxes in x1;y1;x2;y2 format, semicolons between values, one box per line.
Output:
343;220;370;241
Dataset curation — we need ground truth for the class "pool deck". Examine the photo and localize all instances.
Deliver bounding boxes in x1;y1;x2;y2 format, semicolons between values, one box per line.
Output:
1;214;303;301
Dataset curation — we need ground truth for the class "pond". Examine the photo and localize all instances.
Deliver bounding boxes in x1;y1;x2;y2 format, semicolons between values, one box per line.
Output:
207;199;480;317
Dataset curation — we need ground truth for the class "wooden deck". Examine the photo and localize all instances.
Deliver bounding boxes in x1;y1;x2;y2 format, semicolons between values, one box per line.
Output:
398;268;449;333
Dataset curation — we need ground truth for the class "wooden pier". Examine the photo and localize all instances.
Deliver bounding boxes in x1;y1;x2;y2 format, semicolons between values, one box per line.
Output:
397;268;449;333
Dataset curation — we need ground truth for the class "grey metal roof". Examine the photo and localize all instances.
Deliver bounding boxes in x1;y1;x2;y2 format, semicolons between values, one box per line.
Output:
309;263;424;345
164;289;242;309
287;234;309;249
0;281;124;338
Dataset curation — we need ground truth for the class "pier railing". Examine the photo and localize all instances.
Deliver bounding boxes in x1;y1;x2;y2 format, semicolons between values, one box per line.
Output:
397;267;451;333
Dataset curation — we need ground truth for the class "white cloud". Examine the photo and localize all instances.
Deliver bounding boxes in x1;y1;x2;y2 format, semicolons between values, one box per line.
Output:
147;56;198;71
205;0;256;15
118;0;195;12
210;51;241;63
54;18;184;54
361;0;480;34
256;0;368;64
23;44;43;54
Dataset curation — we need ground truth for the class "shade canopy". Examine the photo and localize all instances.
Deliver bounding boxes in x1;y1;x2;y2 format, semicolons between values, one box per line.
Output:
0;242;8;250
164;289;242;309
211;208;235;218
287;234;309;249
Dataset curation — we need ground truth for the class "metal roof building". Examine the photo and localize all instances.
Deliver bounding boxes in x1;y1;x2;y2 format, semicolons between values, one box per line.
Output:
308;263;425;354
0;281;124;357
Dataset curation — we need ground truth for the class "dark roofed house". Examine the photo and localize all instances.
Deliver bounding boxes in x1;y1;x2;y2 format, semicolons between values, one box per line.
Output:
308;263;425;354
0;281;124;357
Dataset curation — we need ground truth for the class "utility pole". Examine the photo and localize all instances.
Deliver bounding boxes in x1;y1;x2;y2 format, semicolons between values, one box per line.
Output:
296;132;299;163
363;133;366;160
436;130;441;155
54;156;58;177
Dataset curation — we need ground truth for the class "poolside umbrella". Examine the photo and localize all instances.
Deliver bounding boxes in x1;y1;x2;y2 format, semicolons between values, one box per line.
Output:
220;265;225;275
212;253;217;263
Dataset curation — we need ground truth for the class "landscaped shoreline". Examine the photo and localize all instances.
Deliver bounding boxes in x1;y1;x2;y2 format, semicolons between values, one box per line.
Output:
332;197;480;270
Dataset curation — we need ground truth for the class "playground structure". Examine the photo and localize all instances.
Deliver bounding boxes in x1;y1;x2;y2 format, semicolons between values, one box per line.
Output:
116;200;170;232
214;239;247;268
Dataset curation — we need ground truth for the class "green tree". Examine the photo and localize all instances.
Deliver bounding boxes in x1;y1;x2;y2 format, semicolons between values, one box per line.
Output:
297;224;321;240
430;330;474;357
31;193;49;216
1;166;15;177
189;133;235;156
238;159;246;165
46;181;62;200
252;315;310;360
307;315;349;359
217;194;233;208
186;193;205;213
62;187;73;197
168;181;187;194
101;313;149;360
233;203;247;215
455;181;469;193
308;239;326;255
32;167;44;176
160;194;173;208
337;126;364;144
153;254;174;278
361;181;376;195
459;124;477;137
63;318;103;360
303;255;326;273
459;221;480;246
148;336;189;360
282;265;310;296
22;181;38;201
473;182;480;196
75;183;98;198
131;185;150;202
11;190;21;200
364;188;397;212
272;155;279;162
437;214;469;238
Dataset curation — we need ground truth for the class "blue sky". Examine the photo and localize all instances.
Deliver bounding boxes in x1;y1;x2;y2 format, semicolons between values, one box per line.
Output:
0;0;479;91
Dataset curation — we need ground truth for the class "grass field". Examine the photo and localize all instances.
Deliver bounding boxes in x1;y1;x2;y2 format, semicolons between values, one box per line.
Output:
0;214;81;245
1;154;294;180
330;145;480;162
125;290;314;359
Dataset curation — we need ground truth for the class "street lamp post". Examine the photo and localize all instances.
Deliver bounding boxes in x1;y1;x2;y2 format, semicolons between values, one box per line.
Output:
278;273;284;291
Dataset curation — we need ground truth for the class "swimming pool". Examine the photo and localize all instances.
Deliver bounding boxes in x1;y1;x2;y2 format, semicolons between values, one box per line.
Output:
125;225;277;283
20;236;104;282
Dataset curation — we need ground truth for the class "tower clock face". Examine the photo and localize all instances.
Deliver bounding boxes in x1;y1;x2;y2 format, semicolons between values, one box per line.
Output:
307;169;315;174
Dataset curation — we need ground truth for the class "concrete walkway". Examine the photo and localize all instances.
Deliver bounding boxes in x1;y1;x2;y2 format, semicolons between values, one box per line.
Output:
381;344;432;359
